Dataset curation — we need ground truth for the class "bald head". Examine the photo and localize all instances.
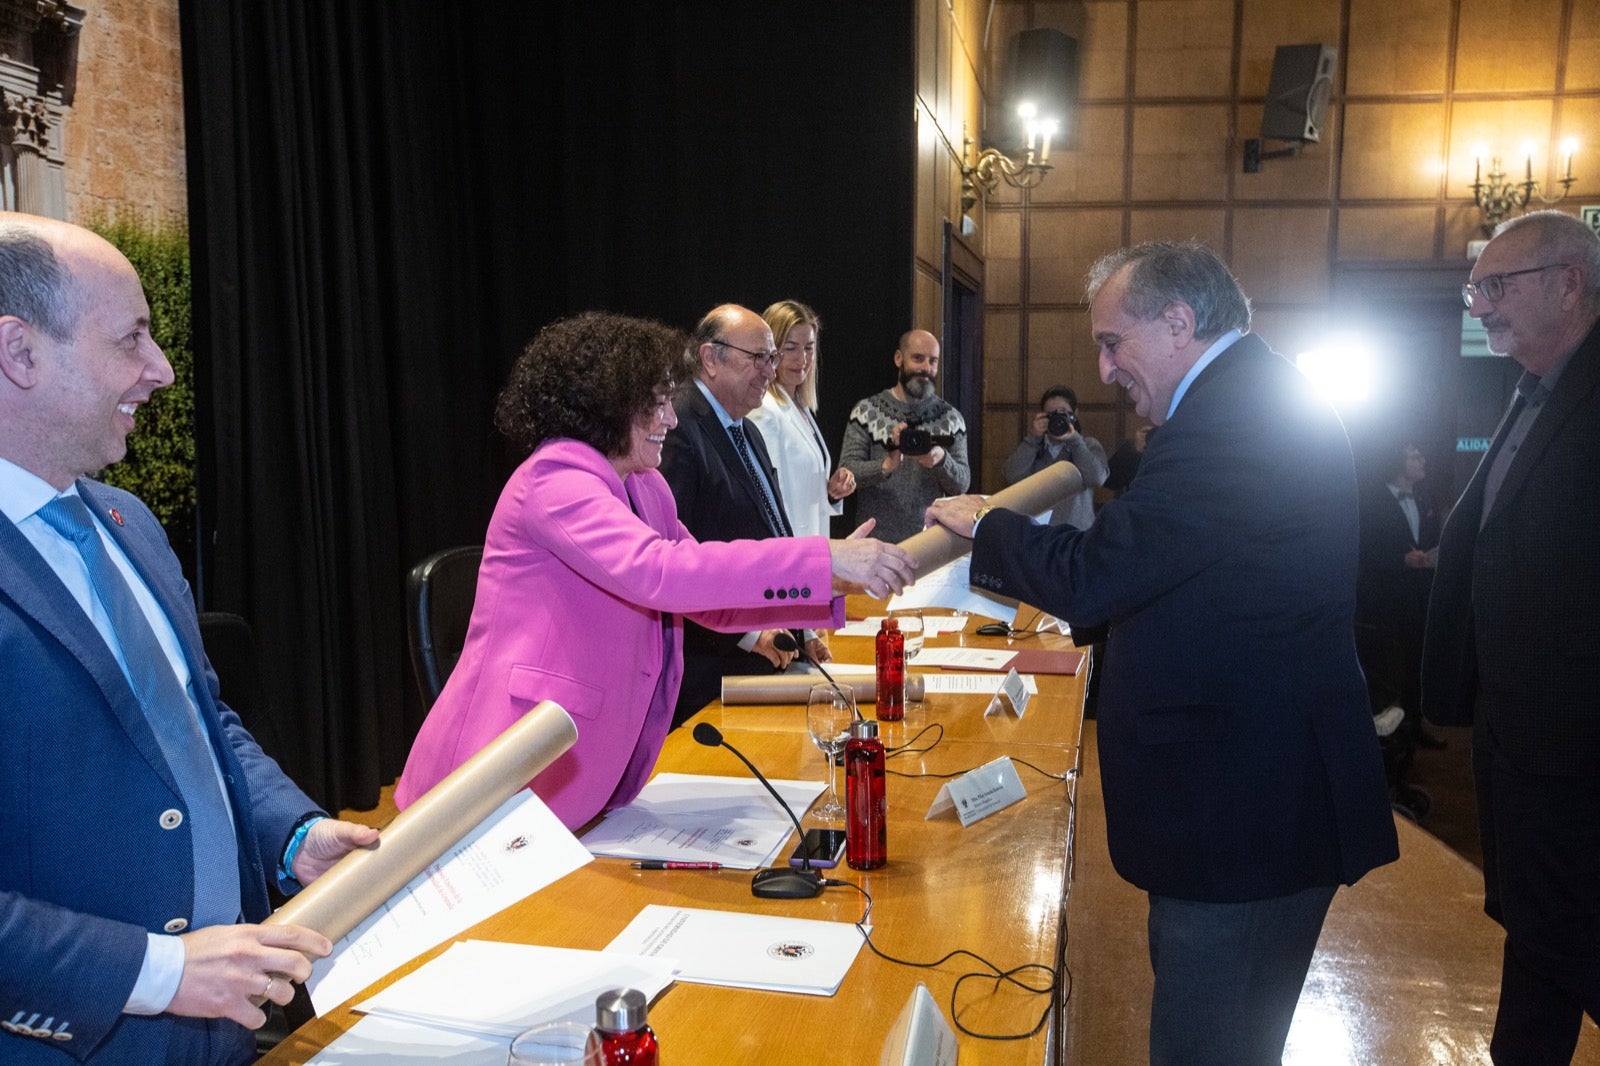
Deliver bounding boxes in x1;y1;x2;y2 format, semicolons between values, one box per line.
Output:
690;303;776;419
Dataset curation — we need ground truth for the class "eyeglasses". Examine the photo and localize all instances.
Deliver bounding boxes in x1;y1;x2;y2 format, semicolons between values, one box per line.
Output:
1461;263;1569;308
716;340;781;370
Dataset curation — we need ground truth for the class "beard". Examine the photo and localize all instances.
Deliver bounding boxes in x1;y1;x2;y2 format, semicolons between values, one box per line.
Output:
899;369;935;400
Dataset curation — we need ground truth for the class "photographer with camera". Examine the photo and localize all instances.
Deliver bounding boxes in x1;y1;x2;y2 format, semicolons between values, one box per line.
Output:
839;329;970;541
1001;385;1108;529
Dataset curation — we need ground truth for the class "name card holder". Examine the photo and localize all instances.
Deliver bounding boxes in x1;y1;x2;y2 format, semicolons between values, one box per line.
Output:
983;667;1032;717
879;982;957;1066
925;756;1028;827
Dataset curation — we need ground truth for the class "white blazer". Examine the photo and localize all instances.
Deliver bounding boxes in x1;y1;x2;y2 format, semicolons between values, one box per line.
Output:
748;388;842;538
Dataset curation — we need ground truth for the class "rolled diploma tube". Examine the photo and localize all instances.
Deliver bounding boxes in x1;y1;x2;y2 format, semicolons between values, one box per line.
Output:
722;672;925;705
263;699;578;961
901;461;1083;571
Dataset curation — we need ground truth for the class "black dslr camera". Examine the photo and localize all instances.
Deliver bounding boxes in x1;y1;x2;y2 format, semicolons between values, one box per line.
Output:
1046;410;1078;437
896;423;956;457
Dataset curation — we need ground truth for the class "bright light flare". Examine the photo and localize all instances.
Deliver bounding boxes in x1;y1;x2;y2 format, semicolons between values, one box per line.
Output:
1296;334;1374;407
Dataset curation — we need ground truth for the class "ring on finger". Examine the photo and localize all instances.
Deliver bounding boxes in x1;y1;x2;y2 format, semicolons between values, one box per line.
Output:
262;976;275;999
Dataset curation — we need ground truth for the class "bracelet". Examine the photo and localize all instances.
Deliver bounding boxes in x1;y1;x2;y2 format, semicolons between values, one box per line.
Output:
279;813;326;884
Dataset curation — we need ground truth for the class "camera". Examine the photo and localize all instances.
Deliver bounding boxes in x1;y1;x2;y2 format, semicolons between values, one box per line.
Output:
1046;410;1078;437
896;425;955;457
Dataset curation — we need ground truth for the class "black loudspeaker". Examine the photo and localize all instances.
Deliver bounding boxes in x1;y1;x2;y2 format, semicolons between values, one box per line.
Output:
1261;44;1336;142
1003;28;1079;150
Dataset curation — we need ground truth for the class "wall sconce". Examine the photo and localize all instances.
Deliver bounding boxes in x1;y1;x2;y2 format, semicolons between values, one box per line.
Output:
1471;139;1578;232
960;108;1056;215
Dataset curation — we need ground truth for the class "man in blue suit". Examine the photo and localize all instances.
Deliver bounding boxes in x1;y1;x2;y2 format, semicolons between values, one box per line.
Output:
0;213;379;1063
928;241;1398;1065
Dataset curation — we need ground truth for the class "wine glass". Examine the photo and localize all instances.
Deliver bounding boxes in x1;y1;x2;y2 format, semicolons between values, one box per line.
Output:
890;607;925;660
806;683;856;822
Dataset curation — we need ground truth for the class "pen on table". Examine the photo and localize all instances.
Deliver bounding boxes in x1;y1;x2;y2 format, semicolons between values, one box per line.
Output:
630;861;722;870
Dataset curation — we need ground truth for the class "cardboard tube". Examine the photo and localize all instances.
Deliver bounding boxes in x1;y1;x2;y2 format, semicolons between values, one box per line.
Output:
900;461;1083;571
722;673;925;705
266;700;577;943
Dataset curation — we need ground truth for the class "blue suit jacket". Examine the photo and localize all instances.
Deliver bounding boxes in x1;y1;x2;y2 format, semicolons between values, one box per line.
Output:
0;479;317;1063
972;335;1399;902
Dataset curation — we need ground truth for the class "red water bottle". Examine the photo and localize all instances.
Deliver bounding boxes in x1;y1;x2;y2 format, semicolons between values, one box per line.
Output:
590;987;658;1065
845;719;887;870
875;617;905;722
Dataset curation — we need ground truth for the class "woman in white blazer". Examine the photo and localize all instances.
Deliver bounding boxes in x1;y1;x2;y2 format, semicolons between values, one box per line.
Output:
748;299;855;540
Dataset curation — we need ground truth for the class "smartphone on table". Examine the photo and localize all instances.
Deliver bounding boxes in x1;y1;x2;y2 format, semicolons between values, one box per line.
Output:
788;827;847;869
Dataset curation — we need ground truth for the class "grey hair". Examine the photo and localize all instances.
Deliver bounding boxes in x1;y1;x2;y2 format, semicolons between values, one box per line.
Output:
0;222;83;342
687;304;744;374
1494;210;1600;305
1086;240;1251;342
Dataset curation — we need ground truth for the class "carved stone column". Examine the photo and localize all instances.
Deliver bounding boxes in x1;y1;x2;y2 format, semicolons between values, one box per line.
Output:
0;0;83;218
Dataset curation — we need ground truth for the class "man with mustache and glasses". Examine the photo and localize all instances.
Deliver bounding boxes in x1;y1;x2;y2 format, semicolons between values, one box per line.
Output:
1425;209;1600;1064
839;329;970;542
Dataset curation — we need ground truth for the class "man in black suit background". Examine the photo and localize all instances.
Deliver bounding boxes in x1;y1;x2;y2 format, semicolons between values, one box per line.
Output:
927;241;1398;1064
661;304;802;725
1424;210;1600;1063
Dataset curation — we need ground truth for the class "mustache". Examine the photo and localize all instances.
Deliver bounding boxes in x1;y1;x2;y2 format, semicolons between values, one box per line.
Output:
1481;315;1509;331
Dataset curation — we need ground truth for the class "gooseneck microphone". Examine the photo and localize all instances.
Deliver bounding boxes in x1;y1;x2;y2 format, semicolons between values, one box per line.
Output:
692;722;827;899
773;631;861;719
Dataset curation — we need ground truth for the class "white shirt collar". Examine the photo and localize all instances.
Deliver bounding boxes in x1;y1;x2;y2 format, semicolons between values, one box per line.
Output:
0;456;75;526
1166;329;1243;420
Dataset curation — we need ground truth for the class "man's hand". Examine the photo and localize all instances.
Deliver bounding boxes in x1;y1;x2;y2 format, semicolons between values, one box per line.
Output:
805;636;833;663
924;494;990;539
291;818;380;885
882;424;907;475
826;467;856;501
915;445;946;468
829;519;917;597
169;923;332;1028
753;630;798;669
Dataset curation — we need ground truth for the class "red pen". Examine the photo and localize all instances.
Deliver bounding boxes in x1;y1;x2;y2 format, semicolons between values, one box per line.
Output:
630;861;721;870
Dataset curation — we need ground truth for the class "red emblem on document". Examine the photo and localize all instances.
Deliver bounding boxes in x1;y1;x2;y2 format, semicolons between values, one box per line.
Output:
109;509;125;526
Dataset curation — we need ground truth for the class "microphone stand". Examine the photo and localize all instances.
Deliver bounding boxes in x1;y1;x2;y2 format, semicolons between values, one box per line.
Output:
692;723;826;899
774;630;862;719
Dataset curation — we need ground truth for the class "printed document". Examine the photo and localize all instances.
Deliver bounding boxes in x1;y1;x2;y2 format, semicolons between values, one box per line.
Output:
606;904;865;995
580;773;822;869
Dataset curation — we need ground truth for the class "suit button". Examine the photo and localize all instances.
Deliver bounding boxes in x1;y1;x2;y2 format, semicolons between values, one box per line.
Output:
800;586;811;598
1;1021;16;1033
776;588;787;599
159;809;183;829
764;589;775;600
788;587;800;599
52;1032;71;1042
164;918;189;933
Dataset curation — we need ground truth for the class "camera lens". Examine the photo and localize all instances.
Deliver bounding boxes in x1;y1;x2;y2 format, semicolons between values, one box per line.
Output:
1047;411;1075;437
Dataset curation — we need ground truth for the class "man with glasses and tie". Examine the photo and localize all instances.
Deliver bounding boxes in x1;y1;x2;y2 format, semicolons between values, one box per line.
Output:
662;304;814;725
1425;209;1600;1063
0;213;378;1063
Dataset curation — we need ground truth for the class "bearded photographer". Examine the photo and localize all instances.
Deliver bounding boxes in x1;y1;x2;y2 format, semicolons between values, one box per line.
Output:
839;329;970;541
1002;386;1109;529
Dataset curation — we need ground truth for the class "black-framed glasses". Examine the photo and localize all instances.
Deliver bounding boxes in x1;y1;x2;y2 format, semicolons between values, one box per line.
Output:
1461;263;1569;308
716;339;781;370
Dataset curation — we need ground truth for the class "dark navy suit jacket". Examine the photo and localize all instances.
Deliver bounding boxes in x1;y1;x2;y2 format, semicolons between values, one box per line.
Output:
0;479;317;1063
972;334;1399;902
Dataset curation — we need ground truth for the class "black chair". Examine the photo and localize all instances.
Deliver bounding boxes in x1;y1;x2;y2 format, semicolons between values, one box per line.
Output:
406;546;484;708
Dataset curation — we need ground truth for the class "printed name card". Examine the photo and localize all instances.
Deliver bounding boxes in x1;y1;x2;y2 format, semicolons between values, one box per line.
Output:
925;756;1027;828
982;668;1032;718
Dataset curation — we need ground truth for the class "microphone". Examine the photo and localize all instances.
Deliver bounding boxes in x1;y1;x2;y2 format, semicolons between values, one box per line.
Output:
773;631;861;719
692;722;826;899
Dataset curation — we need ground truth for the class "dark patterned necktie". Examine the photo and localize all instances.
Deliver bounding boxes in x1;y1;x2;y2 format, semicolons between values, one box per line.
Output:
727;422;791;537
38;495;242;928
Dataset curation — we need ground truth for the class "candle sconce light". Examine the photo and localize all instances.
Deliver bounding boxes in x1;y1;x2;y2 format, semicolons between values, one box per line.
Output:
1471;139;1578;233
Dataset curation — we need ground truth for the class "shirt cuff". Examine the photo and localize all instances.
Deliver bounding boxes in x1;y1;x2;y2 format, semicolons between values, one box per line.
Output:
125;934;185;1015
737;631;760;653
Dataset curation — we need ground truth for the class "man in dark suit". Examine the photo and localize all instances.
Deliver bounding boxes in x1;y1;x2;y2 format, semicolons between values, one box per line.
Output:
1423;209;1600;1063
661;304;804;725
1356;440;1441;746
0;213;378;1063
928;241;1398;1064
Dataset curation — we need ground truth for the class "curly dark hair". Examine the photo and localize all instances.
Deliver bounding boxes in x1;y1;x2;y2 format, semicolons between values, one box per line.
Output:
494;311;691;456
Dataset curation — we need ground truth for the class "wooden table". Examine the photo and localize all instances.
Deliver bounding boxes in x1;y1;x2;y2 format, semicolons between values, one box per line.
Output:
261;606;1090;1064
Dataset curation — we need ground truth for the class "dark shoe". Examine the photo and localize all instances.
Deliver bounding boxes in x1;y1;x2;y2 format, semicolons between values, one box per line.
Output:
1415;726;1448;750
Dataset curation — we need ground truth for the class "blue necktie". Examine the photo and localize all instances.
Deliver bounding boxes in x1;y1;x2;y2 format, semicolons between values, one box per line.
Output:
728;422;791;537
38;495;242;929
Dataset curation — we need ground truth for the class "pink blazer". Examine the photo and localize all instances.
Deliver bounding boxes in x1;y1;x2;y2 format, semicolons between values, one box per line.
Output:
395;439;842;828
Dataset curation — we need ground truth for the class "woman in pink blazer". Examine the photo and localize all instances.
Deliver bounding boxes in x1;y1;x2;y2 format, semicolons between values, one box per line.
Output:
396;313;914;829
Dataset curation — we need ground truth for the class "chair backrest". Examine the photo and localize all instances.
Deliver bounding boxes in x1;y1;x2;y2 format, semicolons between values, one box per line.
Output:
198;610;291;768
406;545;484;709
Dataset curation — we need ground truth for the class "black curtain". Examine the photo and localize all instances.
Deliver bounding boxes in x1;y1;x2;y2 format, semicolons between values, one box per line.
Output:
181;1;913;812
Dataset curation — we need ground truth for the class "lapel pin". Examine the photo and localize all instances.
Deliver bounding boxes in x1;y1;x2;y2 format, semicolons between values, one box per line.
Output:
109;509;125;526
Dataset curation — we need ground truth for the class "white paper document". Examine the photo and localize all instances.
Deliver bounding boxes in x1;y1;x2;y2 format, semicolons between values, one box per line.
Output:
836;614;970;638
606;904;865;995
913;646;1017;670
579;773;823;869
356;940;676;1038
306;789;593;1015
304;1014;512;1065
919;672;1039;695
886;555;1021;620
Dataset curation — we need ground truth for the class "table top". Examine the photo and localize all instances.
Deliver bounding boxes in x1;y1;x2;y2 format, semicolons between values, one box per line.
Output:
262;605;1090;1064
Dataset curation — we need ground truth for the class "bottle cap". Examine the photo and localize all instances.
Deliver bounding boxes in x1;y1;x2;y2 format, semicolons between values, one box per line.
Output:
849;718;879;740
595;986;648;1033
886;618;900;630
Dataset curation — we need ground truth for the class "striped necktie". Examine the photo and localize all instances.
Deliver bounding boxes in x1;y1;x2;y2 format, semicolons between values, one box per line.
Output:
727;422;791;537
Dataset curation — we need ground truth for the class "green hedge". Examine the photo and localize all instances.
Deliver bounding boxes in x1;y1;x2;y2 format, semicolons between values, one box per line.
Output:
90;218;195;547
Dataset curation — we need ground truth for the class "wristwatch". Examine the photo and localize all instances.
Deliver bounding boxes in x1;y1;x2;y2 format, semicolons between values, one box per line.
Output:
972;504;995;535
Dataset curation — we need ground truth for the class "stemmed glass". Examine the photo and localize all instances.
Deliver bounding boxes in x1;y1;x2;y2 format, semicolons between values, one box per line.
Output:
806;683;856;822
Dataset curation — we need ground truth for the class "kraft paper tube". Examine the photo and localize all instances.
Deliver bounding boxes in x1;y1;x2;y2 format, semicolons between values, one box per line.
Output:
899;461;1083;571
722;672;925;705
265;699;577;944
